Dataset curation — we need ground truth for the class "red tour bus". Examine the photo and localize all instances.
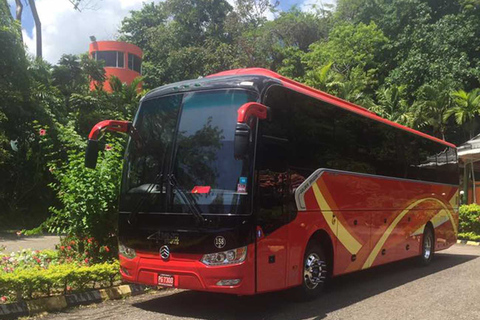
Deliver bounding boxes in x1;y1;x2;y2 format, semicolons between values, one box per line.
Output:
85;68;459;299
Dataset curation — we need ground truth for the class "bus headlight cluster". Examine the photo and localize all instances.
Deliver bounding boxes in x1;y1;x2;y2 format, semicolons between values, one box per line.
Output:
119;242;136;259
201;246;247;266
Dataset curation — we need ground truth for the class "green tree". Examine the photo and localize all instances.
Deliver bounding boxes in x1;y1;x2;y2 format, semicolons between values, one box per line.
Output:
444;89;480;138
371;85;414;126
413;80;455;139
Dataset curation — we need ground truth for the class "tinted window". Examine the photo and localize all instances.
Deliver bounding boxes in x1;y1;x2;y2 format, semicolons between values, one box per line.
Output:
94;51;123;68
262;86;458;185
117;52;124;68
128;53;142;73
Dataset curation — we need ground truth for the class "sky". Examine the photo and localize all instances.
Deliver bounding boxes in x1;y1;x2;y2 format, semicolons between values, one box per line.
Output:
7;0;336;64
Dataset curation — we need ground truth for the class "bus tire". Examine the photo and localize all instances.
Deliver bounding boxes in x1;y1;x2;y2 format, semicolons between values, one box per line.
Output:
419;226;434;266
292;243;328;301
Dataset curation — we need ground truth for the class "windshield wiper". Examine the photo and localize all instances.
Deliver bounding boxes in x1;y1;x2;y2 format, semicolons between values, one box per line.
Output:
168;174;204;226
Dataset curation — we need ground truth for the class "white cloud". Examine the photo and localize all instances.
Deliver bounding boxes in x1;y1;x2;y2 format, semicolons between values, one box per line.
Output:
301;0;336;13
18;0;146;63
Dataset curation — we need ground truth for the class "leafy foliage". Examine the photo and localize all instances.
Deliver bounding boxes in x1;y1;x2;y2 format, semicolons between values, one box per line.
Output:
45;124;123;250
458;204;480;235
0;260;120;302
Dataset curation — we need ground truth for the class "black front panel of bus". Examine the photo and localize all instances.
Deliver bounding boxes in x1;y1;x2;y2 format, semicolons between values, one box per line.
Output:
118;213;255;254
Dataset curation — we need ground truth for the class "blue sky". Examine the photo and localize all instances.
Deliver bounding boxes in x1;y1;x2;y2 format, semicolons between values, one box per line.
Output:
7;0;336;64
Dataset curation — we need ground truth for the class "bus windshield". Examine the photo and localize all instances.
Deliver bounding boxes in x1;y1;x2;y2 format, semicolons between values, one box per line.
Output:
121;89;258;215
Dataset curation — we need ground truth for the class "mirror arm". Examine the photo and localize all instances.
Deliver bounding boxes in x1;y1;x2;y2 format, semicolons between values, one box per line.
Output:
88;120;132;141
237;102;268;124
85;120;132;169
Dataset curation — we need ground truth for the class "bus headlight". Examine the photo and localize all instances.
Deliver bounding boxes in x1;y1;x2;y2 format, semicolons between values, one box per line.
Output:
201;246;247;266
119;242;136;259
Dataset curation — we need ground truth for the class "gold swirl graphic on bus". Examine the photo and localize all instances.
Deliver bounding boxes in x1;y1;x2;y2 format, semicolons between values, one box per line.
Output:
362;196;457;269
311;183;363;255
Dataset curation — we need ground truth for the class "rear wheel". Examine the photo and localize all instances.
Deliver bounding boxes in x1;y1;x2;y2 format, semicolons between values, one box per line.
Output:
292;243;328;301
419;226;434;266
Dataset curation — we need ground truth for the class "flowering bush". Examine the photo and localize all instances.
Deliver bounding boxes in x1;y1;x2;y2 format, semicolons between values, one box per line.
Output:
0;249;58;273
57;235;115;265
43;124;123;260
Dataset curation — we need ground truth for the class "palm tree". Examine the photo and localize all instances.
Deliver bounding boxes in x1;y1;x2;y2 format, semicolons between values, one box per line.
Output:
413;81;454;140
306;62;334;91
371;85;415;126
108;75;144;119
444;89;480;138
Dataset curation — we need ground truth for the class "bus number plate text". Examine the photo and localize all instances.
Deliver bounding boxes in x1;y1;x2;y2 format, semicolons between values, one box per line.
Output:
158;274;175;287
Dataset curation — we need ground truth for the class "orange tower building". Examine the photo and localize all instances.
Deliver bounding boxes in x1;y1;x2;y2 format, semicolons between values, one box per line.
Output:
89;40;143;92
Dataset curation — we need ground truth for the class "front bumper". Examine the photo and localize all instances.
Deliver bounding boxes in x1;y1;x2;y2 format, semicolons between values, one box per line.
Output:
119;243;256;295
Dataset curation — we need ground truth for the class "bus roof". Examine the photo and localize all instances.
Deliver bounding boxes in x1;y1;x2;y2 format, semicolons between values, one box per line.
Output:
207;68;456;149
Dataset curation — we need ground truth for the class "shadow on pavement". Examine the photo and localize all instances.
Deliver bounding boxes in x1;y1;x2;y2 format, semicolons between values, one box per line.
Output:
132;252;478;320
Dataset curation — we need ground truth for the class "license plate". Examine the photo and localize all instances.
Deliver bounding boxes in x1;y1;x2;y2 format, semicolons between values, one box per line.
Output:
158;274;175;287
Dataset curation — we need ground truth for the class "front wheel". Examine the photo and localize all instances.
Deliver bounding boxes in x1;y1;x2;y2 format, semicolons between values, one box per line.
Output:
419;226;434;266
291;244;328;301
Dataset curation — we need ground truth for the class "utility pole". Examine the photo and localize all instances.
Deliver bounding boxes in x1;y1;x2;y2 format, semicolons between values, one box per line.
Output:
14;0;23;20
28;0;42;59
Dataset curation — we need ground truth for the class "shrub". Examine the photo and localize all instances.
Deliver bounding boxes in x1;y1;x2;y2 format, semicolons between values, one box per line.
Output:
458;232;480;242
0;249;59;273
57;235;115;265
458;204;480;235
42;123;123;261
0;261;120;302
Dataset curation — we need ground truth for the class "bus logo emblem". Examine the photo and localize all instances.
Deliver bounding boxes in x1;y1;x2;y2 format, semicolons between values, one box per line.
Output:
160;245;170;260
214;236;226;249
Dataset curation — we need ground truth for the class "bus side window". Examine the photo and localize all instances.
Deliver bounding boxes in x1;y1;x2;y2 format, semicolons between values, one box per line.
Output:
416;138;438;183
256;134;289;235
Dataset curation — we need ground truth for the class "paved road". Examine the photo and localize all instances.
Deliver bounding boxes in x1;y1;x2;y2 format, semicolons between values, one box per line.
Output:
0;235;60;253
40;244;480;320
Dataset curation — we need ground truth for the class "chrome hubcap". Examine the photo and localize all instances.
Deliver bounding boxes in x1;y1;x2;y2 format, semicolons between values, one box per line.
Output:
304;253;326;290
424;234;432;260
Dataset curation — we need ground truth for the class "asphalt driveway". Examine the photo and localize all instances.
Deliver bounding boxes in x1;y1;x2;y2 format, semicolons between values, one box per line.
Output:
39;244;480;320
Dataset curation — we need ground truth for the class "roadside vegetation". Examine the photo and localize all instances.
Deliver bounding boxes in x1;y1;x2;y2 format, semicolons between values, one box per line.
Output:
0;246;120;303
458;204;480;241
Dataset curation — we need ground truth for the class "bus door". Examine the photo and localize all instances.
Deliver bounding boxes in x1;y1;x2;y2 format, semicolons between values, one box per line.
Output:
255;134;290;292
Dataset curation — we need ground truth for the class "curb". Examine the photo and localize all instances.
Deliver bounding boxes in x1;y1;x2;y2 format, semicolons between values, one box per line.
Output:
457;239;480;246
0;284;150;319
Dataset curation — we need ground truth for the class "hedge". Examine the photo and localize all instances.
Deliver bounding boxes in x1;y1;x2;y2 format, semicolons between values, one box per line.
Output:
459;204;480;235
0;261;121;302
458;232;480;242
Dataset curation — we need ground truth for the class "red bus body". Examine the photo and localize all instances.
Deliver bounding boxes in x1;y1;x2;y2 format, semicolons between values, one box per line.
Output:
111;68;458;295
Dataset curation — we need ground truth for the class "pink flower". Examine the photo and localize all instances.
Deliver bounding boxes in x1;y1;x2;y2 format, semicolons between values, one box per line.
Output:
104;246;110;252
105;144;112;151
1;296;6;302
39;129;46;136
60;246;65;250
66;286;72;291
84;258;89;264
67;246;72;250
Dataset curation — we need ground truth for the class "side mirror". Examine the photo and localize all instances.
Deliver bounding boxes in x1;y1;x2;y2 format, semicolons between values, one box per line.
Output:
234;123;251;159
234;102;268;160
85;140;100;169
85;120;131;169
